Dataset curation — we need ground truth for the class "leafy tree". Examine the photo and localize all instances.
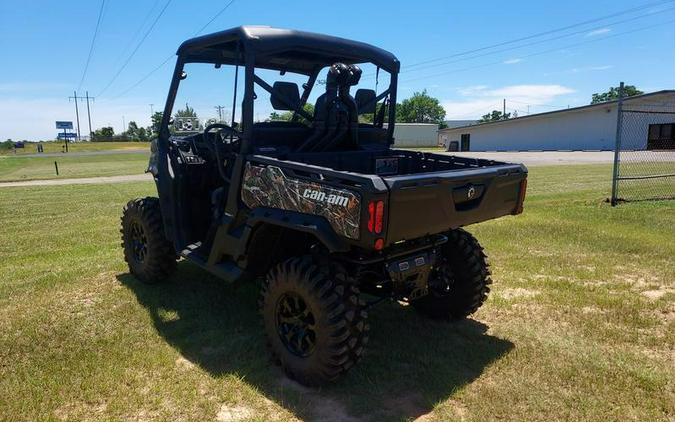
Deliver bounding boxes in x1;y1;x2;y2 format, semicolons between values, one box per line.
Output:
126;121;139;137
0;140;14;151
591;85;643;104
93;127;114;139
359;103;387;124
268;112;283;121
479;110;511;123
175;103;197;117
137;127;148;141
268;104;315;124
150;111;163;134
396;90;446;125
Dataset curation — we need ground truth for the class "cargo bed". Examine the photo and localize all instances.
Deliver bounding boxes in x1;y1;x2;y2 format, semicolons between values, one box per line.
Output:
271;149;528;245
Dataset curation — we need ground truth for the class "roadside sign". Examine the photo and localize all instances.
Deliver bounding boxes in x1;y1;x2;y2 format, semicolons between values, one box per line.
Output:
55;121;73;129
57;132;78;139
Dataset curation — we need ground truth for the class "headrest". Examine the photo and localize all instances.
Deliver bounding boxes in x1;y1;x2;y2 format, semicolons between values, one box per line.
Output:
270;81;300;111
355;89;376;113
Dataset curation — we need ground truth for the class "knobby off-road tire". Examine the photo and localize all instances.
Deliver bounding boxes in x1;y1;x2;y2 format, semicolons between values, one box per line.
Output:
412;228;492;320
121;197;176;284
259;256;369;386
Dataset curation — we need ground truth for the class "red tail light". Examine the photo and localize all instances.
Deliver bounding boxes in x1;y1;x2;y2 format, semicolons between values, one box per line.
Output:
374;238;384;250
374;201;384;234
367;200;384;234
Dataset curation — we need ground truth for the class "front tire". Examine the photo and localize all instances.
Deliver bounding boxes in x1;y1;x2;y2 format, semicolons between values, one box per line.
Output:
259;256;368;386
121;197;176;284
412;229;492;319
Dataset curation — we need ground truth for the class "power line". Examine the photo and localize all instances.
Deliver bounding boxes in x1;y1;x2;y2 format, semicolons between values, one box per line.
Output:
403;0;674;70
361;1;675;82
107;0;237;100
194;0;236;35
399;5;675;75
109;0;162;70
96;0;174;97
401;17;675;84
106;0;237;100
78;0;106;91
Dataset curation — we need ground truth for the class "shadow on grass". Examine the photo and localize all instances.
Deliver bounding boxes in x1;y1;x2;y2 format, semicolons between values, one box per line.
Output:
118;262;513;421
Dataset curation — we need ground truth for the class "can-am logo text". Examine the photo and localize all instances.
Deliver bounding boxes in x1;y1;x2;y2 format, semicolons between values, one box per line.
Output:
303;189;349;207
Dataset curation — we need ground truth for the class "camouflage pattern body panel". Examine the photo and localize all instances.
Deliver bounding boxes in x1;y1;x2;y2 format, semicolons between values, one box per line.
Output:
241;163;361;239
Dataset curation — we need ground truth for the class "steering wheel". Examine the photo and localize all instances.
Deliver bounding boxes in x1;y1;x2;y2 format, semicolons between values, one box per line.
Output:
204;123;239;144
203;123;240;181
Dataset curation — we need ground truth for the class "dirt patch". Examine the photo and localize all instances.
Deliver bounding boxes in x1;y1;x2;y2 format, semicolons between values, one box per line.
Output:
442;399;468;421
498;288;540;300
216;404;254;422
382;392;429;421
641;289;675;301
54;401;107;421
277;377;356;421
581;306;607;315
175;356;196;371
652;307;675;324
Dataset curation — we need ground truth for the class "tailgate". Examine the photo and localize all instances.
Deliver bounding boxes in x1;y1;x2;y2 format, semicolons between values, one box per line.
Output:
383;163;527;243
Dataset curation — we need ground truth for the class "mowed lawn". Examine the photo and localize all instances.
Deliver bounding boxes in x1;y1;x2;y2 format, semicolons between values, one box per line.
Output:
0;153;149;182
1;141;150;156
0;165;673;421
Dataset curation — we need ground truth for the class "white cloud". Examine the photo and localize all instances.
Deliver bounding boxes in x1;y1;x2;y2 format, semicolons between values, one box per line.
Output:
586;28;611;37
589;65;613;71
503;58;523;65
443;84;575;119
457;85;489;96
570;65;614;73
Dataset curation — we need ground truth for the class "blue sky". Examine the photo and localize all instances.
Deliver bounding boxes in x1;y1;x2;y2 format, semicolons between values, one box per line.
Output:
1;0;674;140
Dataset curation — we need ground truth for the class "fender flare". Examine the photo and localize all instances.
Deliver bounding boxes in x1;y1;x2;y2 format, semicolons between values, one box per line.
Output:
243;207;350;254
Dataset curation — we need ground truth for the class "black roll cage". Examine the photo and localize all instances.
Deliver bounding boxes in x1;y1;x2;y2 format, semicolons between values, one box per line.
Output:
155;27;400;251
159;56;398;154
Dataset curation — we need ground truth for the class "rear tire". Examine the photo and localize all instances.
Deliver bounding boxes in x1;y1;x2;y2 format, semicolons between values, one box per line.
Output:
121;197;176;284
412;228;492;319
259;256;369;386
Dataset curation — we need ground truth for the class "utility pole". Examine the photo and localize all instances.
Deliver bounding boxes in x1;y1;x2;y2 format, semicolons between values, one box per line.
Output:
68;91;82;141
150;104;154;115
503;99;506;119
85;91;94;140
122;115;126;135
214;105;225;123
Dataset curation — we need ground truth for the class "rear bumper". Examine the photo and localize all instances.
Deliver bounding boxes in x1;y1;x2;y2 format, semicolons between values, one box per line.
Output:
383;164;527;244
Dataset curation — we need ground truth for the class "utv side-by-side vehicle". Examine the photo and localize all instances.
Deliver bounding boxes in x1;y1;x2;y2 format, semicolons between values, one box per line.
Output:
121;26;528;386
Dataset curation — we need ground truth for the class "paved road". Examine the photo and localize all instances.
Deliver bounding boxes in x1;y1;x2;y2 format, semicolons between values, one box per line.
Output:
438;151;616;166
0;173;153;188
1;149;148;158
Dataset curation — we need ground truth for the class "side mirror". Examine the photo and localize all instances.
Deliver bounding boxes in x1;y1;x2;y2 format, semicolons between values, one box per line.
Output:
270;81;300;111
355;89;376;114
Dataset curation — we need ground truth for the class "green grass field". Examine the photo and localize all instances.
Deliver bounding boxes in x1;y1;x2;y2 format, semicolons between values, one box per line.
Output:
0;165;673;421
0;153;149;182
1;141;150;156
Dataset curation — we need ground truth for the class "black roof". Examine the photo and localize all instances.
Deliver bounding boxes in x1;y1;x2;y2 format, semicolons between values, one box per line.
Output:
177;26;400;75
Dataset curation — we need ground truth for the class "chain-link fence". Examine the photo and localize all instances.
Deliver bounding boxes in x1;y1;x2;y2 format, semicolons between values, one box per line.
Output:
611;87;675;205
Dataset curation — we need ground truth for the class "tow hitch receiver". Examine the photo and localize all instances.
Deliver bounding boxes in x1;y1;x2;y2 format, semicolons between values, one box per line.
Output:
386;250;437;300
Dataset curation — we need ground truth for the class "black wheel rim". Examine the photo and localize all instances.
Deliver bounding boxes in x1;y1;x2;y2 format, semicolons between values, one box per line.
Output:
428;258;454;297
276;293;316;357
129;221;148;263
